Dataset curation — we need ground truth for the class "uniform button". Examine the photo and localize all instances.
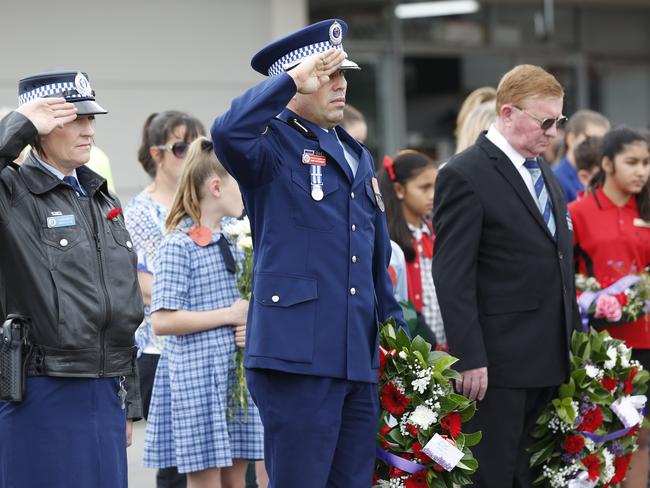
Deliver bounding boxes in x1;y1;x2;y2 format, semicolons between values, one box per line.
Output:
271;295;280;303
558;251;563;260
351;192;355;199
60;238;68;247
415;294;421;300
351;224;356;232
351;255;357;263
414;263;419;269
126;240;133;249
350;288;356;296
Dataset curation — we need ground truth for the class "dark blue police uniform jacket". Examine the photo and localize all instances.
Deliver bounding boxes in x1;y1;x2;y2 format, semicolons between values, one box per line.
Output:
212;72;405;383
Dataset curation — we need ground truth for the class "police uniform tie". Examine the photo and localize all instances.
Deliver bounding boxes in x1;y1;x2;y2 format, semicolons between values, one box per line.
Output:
523;159;556;238
63;175;85;197
217;235;236;274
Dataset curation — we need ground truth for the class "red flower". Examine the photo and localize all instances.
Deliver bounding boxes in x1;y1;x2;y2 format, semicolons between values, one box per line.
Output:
406;424;419;438
379;346;396;378
626;424;639;438
624;368;638;395
611;454;633;484
578;405;604;433
601;376;617;392
614;292;628;306
562;434;585;454
405;470;428;488
389;466;407;478
412;441;432;463
106;207;122;221
381;382;411;416
440;412;462;439
581;454;601;481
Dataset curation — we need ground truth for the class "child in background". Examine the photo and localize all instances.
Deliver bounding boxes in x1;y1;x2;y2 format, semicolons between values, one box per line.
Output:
379;151;445;347
574;135;603;198
569;127;650;488
144;137;264;488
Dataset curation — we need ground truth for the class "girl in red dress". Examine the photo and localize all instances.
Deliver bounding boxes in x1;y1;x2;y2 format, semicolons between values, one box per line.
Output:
569;127;650;487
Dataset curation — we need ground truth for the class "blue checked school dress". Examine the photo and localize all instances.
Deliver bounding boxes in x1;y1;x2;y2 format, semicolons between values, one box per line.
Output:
143;230;264;473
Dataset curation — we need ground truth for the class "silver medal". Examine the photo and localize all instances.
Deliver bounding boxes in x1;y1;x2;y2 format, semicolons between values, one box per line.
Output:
311;186;324;201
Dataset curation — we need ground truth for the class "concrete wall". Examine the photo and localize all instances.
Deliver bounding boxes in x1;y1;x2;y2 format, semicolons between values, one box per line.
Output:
0;0;307;201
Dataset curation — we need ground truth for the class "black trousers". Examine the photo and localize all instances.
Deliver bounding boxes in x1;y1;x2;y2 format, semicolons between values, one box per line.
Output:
138;353;187;488
464;385;556;488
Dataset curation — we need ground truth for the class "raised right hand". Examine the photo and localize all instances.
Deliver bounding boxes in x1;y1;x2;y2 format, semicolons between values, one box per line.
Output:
15;97;77;134
229;298;249;327
288;48;347;95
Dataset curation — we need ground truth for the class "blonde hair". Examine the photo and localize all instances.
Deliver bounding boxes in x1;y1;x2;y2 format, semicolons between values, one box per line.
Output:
165;137;230;232
496;65;564;114
455;87;496;139
455;100;497;154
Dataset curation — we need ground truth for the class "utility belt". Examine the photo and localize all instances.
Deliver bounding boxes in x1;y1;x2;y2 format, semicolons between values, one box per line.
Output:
0;315;137;402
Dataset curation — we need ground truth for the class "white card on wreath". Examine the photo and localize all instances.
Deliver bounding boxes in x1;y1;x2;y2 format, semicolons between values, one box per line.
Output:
421;434;464;472
611;395;646;428
567;471;597;488
386;415;398;428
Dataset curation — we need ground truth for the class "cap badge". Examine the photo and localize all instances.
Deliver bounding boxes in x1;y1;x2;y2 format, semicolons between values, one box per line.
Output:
74;72;93;97
329;21;343;45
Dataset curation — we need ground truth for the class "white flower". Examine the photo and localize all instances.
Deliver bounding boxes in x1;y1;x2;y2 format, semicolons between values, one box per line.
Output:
398;351;408;360
238;235;253;250
585;365;599;378
601;448;615;483
411;376;430;394
224;217;251;237
584;437;596;452
409;405;438;430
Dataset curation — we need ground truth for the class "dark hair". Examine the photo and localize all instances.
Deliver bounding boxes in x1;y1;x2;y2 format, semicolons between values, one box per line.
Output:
378;150;437;262
137;110;205;178
574;136;602;173
590;126;650;220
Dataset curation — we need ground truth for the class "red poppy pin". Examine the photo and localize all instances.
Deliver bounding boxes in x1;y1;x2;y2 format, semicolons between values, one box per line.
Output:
188;226;212;247
106;207;122;221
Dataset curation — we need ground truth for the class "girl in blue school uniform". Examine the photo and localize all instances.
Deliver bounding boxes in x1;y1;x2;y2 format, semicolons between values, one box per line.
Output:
143;137;264;488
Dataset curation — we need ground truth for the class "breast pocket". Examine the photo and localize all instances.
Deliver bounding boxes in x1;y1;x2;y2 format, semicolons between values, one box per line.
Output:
361;180;380;232
290;168;340;232
248;272;318;363
41;227;85;268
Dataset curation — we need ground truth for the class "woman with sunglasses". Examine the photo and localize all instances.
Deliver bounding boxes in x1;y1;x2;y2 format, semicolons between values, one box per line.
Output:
124;110;205;488
569;127;650;487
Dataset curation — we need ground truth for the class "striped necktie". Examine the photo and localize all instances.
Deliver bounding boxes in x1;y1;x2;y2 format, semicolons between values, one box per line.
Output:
523;159;556;238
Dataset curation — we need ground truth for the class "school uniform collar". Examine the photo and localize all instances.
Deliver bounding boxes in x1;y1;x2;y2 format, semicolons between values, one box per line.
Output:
595;187;637;211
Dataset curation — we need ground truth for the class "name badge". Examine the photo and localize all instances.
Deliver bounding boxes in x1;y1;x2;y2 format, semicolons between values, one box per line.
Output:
302;149;327;166
633;218;650;228
47;214;76;228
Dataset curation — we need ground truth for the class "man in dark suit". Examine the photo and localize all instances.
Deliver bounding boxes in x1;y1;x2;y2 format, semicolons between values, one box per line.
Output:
432;64;581;487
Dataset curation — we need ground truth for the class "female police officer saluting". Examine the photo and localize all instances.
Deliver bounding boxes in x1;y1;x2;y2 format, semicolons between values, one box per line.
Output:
0;71;144;488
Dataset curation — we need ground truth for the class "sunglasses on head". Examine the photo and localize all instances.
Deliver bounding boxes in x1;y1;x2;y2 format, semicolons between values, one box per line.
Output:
513;105;568;131
156;141;190;159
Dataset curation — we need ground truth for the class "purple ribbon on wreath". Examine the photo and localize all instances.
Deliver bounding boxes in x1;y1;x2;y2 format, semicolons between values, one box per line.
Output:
577;274;645;332
579;406;646;443
376;447;428;474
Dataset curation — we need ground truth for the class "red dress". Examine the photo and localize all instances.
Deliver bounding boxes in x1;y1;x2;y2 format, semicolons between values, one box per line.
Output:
569;188;650;348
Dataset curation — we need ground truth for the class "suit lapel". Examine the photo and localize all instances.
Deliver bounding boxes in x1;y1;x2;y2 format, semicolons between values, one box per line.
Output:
480;136;556;242
335;126;372;187
300;117;353;183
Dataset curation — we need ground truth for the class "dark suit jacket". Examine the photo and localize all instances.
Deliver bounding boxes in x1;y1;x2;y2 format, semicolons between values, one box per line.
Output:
432;133;580;388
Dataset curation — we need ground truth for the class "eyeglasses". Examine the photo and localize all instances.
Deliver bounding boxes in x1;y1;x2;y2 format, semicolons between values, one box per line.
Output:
156;141;190;159
513;106;568;131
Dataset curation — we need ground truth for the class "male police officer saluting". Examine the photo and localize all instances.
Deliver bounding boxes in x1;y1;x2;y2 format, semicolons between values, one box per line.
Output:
212;19;407;488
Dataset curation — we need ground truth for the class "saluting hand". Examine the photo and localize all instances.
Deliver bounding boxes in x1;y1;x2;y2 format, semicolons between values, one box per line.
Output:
288;48;348;95
456;366;488;401
15;97;77;134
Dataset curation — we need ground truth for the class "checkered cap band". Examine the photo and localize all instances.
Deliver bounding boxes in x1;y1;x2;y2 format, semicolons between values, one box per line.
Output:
268;41;343;77
18;82;89;106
